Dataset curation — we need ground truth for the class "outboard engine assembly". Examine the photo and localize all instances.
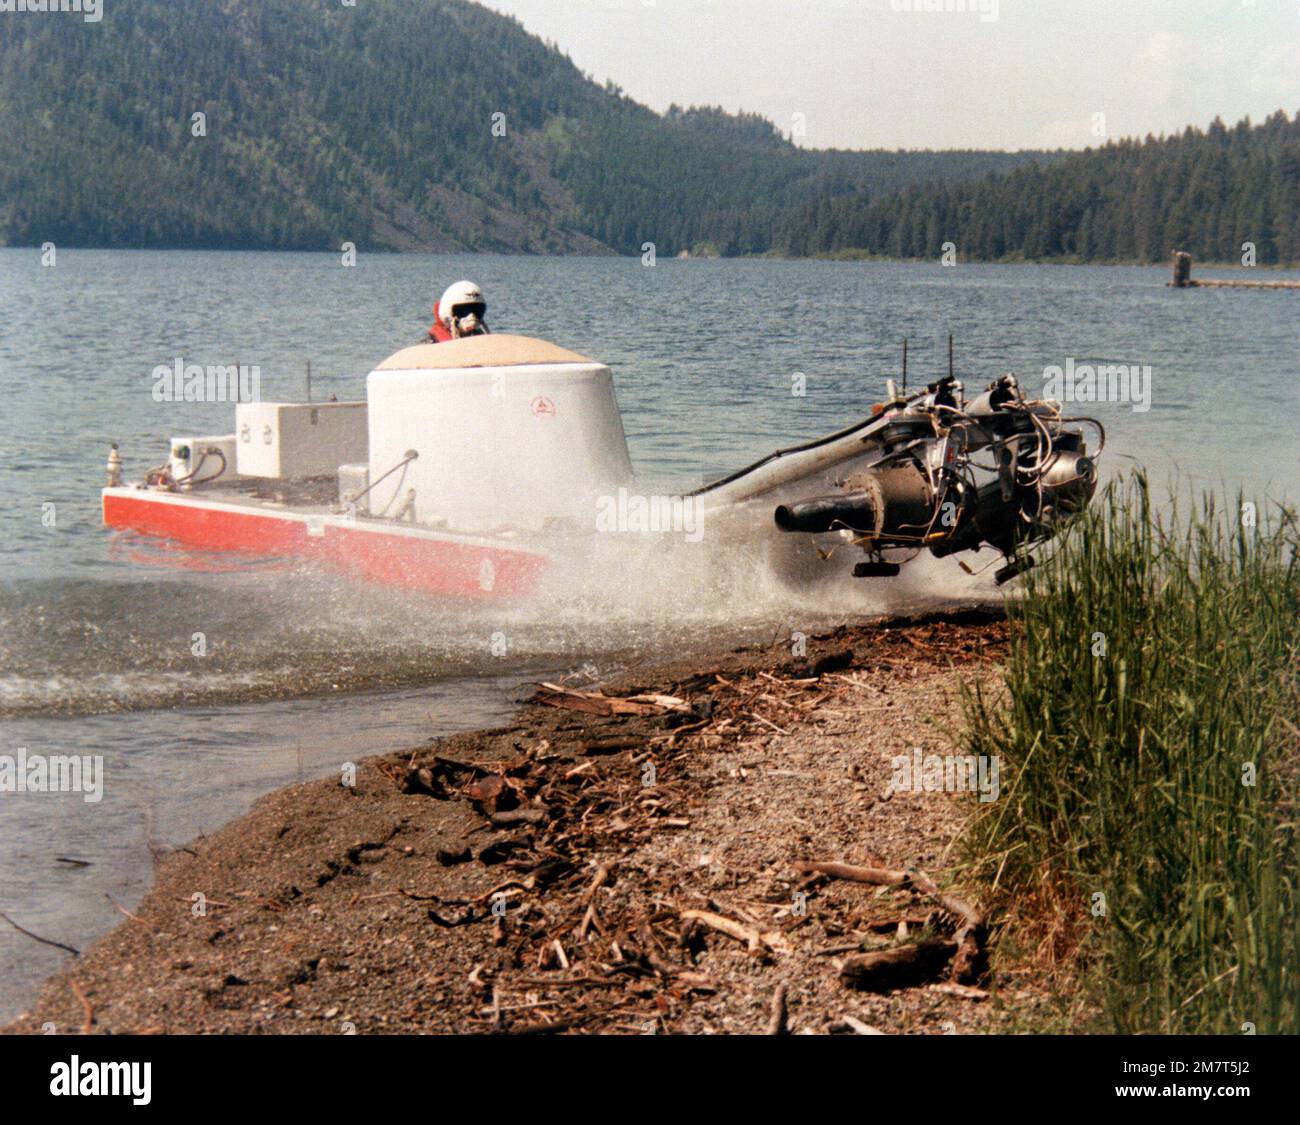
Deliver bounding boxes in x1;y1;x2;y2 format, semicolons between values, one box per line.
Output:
773;372;1102;584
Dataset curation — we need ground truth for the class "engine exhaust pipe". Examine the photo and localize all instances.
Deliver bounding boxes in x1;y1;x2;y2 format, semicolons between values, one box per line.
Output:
774;490;879;534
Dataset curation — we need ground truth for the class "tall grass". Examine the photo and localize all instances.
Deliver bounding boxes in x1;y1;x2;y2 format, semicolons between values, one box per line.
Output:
963;472;1299;1033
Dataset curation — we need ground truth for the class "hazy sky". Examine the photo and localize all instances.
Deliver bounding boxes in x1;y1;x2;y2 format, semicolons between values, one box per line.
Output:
478;0;1299;151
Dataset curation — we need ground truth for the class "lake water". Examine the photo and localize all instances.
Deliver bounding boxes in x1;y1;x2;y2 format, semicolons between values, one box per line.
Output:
0;249;1296;1020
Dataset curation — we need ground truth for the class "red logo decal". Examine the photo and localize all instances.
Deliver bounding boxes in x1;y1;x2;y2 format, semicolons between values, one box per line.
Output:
530;395;556;419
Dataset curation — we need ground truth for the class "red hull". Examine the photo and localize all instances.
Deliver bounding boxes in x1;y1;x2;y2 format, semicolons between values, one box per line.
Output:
103;489;549;599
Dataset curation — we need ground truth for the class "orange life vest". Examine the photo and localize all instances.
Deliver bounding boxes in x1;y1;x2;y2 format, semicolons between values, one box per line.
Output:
427;302;453;343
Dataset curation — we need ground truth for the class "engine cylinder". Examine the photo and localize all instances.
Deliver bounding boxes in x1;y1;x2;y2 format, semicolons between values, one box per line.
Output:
1039;453;1096;514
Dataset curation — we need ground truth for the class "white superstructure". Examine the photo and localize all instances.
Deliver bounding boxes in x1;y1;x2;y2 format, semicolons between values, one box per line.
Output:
366;335;634;532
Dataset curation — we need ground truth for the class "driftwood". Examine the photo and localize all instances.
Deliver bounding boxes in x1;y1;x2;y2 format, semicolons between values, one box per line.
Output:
499;1010;601;1036
367;623;999;1031
796;860;907;885
532;684;691;717
906;867;986;984
797;859;983;927
929;981;990;1001
905;867;983;932
488;807;548;828
679;908;763;952
532;686;622;716
801;856;989;990
790;649;855;679
949;929;984;984
678;908;790;956
573;864;611;941
839;1014;887;1035
400;766;446;798
582;736;641;756
766;983;788;1035
839;939;958;992
463;774;506;806
105;893;148;926
427;906;482;928
0;910;79;956
799;858;987;985
69;977;94;1034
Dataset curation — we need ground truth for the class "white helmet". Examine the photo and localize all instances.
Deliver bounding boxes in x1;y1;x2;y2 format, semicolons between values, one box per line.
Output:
438;280;488;337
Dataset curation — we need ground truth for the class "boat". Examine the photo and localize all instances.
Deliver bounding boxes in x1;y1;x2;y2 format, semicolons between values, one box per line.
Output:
102;334;1103;597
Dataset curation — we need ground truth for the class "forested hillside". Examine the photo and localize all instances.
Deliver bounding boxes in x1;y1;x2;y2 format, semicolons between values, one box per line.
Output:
773;112;1300;264
3;1;1289;262
0;0;1047;255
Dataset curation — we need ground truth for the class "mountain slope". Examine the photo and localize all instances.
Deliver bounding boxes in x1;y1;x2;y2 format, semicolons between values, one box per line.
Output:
0;0;1050;254
773;112;1300;264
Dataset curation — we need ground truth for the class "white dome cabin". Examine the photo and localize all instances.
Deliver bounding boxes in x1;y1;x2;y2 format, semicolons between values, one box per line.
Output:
364;335;634;533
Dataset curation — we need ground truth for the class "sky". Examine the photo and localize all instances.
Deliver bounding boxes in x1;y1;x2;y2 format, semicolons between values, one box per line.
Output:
478;0;1299;151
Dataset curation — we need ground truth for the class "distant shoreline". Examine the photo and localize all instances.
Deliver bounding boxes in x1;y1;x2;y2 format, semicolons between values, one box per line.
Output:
10;244;1298;271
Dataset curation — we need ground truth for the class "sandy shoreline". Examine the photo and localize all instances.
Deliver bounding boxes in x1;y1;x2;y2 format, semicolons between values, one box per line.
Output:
5;607;1058;1036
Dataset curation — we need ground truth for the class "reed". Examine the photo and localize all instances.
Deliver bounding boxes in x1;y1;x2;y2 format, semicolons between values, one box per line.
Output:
962;472;1299;1032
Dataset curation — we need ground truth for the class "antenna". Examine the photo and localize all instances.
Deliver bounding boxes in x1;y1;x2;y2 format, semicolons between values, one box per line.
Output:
902;337;908;393
948;333;954;380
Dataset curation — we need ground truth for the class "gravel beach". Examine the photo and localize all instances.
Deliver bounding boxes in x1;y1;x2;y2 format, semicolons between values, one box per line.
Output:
5;608;1062;1036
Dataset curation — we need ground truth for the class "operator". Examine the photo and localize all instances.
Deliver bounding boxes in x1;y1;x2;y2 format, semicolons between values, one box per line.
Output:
427;280;490;343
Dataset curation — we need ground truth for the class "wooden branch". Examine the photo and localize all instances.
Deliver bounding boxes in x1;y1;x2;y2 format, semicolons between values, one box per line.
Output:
502;1010;602;1035
582;864;612;903
790;649;854;678
582;737;641;756
0;910;79;956
747;711;790;735
533;684;688;717
766;983;788;1035
905;867;984;931
678;908;790;956
680;908;761;952
69;977;94;1033
929;981;990;1001
105;894;148;926
904;868;986;983
949;924;985;984
839;939;957;992
488;808;548;827
796;860;908;885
